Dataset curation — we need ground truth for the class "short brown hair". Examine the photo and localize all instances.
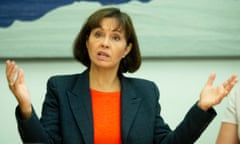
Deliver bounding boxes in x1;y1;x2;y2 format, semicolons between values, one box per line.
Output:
73;7;141;74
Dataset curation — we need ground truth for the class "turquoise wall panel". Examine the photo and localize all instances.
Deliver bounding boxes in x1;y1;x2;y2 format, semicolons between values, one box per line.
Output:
0;0;240;58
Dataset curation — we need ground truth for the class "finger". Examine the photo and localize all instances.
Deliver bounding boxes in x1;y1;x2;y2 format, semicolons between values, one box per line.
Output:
219;75;238;98
231;74;238;84
223;74;238;91
6;60;13;81
5;60;14;77
9;65;18;86
6;60;18;86
6;60;16;76
15;68;25;85
205;72;216;86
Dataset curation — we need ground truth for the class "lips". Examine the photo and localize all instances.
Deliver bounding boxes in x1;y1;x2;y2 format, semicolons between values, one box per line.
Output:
96;51;110;61
97;51;109;57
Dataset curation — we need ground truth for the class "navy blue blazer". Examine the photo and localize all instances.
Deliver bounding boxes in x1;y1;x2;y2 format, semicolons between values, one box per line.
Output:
16;70;216;144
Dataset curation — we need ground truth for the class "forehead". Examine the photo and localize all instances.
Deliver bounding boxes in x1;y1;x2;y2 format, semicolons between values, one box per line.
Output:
97;18;125;33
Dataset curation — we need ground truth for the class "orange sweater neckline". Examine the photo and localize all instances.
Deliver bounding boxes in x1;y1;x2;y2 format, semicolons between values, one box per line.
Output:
90;89;122;144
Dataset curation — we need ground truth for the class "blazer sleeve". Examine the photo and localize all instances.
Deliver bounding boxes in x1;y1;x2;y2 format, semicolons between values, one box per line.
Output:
15;76;61;144
152;82;217;144
15;106;49;143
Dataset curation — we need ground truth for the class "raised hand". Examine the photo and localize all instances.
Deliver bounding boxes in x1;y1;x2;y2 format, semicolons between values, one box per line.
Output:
198;72;238;111
5;60;32;119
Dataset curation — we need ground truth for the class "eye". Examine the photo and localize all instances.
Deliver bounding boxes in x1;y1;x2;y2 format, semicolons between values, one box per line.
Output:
94;31;103;38
112;35;121;41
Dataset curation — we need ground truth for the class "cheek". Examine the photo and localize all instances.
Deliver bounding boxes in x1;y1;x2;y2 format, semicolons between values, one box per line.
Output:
114;49;126;59
87;38;101;51
86;40;95;52
86;43;94;58
114;43;128;56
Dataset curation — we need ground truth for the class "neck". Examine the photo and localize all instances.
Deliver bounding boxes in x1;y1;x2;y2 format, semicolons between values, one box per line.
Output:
89;67;120;92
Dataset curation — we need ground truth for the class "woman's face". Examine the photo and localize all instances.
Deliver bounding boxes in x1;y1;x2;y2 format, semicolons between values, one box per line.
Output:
86;18;132;71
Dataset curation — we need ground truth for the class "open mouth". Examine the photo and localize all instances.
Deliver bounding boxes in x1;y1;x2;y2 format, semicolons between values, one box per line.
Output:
97;51;109;57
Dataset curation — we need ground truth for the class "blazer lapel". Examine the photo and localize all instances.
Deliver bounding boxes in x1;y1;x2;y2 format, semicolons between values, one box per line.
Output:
67;70;94;144
121;77;142;142
66;72;142;143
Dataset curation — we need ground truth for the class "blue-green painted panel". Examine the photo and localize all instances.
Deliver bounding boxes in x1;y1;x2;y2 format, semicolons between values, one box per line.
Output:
1;0;240;58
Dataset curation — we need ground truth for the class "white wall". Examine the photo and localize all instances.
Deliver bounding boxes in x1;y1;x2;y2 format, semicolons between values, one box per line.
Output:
0;58;240;143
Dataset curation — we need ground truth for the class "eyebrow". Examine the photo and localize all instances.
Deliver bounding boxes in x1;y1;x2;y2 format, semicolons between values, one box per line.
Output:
97;25;123;33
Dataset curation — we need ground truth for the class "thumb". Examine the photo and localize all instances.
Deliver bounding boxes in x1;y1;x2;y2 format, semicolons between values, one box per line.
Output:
205;72;216;87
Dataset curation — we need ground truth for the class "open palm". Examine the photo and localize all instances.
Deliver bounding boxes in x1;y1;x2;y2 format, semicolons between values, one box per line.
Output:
198;72;238;111
6;60;32;118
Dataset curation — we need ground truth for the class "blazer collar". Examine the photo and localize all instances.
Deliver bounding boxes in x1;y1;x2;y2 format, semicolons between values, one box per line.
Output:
120;76;142;142
67;70;142;144
67;70;94;144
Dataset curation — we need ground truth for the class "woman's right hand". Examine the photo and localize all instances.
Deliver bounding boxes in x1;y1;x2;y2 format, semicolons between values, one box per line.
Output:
6;60;32;119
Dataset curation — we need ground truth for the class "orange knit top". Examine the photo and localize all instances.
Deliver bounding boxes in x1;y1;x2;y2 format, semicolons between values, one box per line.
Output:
90;89;121;144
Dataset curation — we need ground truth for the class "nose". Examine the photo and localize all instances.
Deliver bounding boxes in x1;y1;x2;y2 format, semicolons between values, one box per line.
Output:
101;36;110;48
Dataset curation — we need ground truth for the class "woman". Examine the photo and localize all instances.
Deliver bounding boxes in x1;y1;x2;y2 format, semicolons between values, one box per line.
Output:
6;7;238;144
216;88;240;144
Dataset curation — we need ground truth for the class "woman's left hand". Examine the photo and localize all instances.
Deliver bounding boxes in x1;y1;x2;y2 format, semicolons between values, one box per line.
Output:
198;72;238;111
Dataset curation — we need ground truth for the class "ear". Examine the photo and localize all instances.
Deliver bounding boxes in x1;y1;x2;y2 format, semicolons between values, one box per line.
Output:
124;43;132;57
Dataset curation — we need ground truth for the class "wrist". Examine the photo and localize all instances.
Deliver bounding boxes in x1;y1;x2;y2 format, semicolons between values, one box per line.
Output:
197;101;210;112
19;103;32;119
